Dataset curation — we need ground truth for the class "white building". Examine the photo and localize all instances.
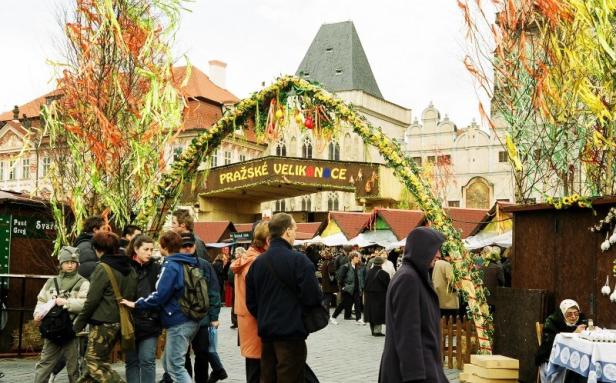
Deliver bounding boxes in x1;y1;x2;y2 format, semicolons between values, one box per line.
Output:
404;103;515;209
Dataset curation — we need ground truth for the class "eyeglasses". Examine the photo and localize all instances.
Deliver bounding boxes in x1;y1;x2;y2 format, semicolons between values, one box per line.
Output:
565;311;580;318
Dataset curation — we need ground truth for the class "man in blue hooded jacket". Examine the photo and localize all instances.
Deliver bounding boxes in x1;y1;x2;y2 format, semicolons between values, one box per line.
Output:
122;231;203;383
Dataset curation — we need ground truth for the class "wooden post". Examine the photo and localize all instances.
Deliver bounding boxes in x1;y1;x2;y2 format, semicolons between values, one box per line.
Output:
456;316;463;369
447;316;454;369
441;317;446;363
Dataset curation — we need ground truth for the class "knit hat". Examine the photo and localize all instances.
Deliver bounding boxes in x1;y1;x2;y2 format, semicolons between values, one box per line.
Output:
373;256;385;266
58;246;80;265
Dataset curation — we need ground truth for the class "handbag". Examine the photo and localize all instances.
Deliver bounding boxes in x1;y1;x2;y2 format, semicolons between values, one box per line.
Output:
39;278;81;345
264;258;329;333
100;263;135;351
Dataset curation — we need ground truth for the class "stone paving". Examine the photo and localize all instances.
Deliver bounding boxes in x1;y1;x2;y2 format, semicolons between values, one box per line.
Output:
0;307;460;382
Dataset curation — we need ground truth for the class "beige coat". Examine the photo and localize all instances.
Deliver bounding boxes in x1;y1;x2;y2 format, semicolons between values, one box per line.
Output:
432;259;459;310
35;271;90;316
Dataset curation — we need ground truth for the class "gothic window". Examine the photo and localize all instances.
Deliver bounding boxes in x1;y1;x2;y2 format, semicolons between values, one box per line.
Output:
328;142;340;161
275;139;287;157
301;196;312;211
302;136;312;159
327;192;339;211
275;199;286;212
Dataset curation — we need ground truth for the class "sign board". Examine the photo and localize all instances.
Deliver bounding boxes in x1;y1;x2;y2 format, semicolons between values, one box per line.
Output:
11;216;57;239
0;216;10;288
231;232;252;241
202;156;380;197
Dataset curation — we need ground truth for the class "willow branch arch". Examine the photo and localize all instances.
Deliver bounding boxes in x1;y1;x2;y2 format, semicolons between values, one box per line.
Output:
141;75;494;351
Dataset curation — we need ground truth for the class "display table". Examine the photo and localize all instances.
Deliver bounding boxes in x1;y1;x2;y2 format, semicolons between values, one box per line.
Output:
547;333;616;383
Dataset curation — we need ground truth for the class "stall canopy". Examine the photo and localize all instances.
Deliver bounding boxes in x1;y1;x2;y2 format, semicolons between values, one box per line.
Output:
445;207;489;239
463;202;513;250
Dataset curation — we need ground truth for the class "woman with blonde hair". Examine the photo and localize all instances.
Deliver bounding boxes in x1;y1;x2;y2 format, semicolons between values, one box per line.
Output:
231;222;269;383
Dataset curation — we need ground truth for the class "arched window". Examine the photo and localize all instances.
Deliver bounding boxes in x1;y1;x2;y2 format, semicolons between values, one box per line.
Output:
344;133;351;160
302;136;313;159
464;177;491;209
327;192;339;211
328;141;340;161
275;139;287;157
301;196;312;211
275;199;286;212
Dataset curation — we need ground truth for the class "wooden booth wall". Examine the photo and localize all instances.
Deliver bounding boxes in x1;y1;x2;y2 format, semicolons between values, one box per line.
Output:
0;199;58;353
510;202;616;328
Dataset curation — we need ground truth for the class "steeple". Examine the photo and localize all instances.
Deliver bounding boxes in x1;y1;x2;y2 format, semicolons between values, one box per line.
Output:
296;21;383;99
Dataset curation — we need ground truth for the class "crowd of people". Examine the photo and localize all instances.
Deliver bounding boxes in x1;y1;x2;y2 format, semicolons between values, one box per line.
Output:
31;208;521;383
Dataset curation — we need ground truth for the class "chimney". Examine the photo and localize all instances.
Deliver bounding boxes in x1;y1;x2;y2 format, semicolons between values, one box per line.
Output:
208;60;227;89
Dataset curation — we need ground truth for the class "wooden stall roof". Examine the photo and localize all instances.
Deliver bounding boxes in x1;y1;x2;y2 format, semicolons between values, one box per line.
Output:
316;212;371;239
444;207;489;239
367;208;425;240
194;221;236;243
502;195;616;213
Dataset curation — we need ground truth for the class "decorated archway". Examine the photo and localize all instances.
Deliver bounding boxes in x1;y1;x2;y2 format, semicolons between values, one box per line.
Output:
140;75;494;352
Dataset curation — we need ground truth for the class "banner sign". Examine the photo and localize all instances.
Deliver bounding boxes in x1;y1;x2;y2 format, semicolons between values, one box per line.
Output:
10;216;57;239
231;232;252;241
202;156;380;197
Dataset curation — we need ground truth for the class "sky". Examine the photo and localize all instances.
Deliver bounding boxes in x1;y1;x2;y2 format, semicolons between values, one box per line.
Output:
0;0;494;128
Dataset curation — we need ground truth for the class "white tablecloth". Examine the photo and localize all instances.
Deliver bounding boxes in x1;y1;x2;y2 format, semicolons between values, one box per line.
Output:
547;333;616;383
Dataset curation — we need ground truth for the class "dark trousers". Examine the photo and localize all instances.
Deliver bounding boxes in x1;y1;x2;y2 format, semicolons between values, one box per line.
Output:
246;357;260;383
185;326;210;382
332;291;352;319
322;292;336;312
261;340;307;383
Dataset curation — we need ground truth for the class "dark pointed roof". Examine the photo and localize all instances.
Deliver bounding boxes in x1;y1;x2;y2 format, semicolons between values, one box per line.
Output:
296;21;383;99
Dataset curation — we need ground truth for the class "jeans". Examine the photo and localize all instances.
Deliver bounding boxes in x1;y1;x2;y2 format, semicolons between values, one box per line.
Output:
185;325;210;382
164;321;198;383
125;336;158;383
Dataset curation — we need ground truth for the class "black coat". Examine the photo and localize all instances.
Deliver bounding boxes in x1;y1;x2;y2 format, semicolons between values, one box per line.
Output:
380;227;448;383
245;237;323;342
74;232;97;280
320;259;338;294
535;309;586;365
131;259;162;341
364;266;389;325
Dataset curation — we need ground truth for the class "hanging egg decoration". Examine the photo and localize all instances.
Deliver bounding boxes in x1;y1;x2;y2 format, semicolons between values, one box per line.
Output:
601;232;611;252
304;116;314;130
610;285;616;303
609;227;616;244
275;108;284;121
295;111;304;126
602;275;612;296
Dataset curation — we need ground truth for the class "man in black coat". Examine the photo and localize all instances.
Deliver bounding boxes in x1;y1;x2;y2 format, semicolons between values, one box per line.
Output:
379;227;448;383
74;216;104;280
246;213;323;383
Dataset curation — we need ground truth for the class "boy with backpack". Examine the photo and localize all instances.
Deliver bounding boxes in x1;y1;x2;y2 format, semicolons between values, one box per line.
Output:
121;231;212;383
33;246;89;383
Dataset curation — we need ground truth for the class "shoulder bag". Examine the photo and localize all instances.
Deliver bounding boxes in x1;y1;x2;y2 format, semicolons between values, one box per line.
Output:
100;263;135;351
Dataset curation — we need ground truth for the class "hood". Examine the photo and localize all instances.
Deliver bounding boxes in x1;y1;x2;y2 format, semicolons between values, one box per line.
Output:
404;227;446;275
231;246;263;273
100;254;133;276
73;232;93;247
166;253;199;267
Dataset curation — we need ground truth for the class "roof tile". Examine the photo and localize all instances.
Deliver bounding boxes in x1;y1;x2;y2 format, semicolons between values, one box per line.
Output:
193;221;235;243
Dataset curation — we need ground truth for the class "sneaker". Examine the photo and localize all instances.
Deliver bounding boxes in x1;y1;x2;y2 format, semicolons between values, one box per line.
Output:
208;368;228;383
356;319;366;325
330;317;339;325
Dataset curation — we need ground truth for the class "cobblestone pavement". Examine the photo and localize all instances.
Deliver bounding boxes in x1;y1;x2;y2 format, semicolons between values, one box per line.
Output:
0;307;460;382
